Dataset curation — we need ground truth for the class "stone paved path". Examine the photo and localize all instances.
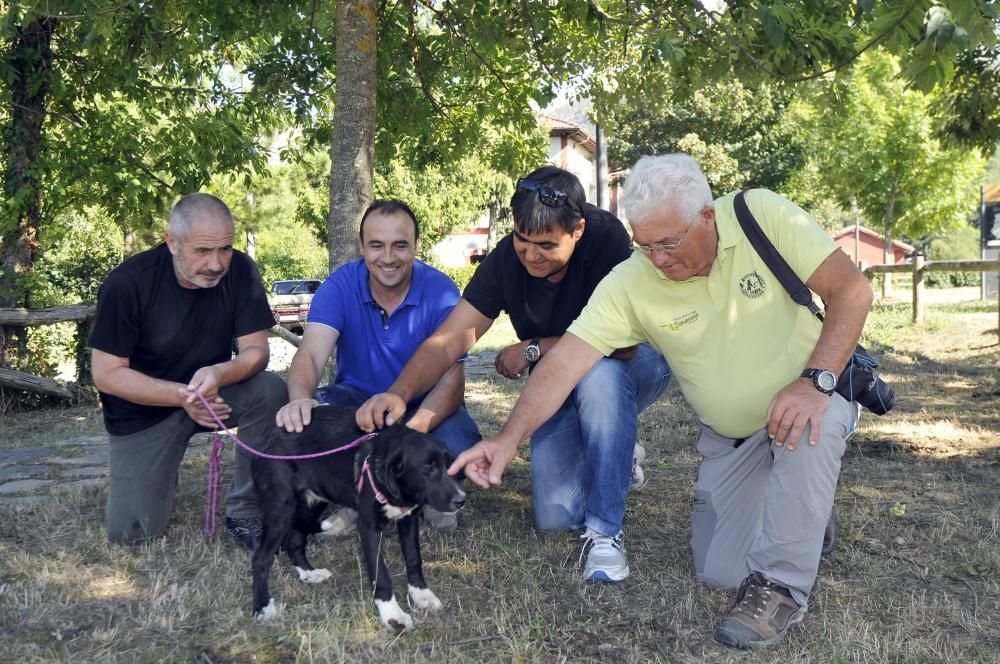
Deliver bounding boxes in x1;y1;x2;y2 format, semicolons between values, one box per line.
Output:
0;351;502;508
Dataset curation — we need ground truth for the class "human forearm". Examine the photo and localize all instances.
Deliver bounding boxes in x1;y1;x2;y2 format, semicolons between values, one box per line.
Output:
498;334;602;443
407;362;465;433
93;361;187;407
449;334;603;488
211;343;268;388
390;339;466;402
285;350;323;402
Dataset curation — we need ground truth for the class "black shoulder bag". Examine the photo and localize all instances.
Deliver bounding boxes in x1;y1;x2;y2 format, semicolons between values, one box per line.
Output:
733;190;896;415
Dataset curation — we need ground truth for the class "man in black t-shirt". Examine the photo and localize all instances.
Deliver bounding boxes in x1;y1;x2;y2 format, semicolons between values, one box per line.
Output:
357;167;671;583
90;193;286;550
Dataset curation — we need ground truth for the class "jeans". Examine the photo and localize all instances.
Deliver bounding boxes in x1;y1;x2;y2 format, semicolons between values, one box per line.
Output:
530;343;670;537
314;382;481;458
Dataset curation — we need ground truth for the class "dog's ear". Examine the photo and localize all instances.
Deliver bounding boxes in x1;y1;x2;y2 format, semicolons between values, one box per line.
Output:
373;447;405;504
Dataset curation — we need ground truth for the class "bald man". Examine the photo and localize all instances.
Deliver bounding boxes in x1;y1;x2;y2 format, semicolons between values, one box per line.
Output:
90;193;285;550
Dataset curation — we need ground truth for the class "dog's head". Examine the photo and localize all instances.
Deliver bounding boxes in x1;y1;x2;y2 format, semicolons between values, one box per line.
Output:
370;426;466;514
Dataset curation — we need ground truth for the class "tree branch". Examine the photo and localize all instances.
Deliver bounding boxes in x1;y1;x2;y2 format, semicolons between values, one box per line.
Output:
690;0;921;84
414;0;522;101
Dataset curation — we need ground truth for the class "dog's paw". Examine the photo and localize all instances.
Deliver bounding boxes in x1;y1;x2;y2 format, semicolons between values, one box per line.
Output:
295;567;332;584
375;596;414;632
255;598;283;622
407;585;443;611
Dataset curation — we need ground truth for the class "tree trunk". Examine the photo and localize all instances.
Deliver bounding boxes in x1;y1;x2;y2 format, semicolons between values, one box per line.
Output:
327;0;377;270
486;200;499;253
246;229;257;260
0;17;57;369
882;179;898;299
123;229;137;257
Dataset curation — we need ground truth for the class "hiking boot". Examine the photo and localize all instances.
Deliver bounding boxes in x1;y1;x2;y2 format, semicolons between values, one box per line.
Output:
423;506;458;533
714;572;806;649
580;528;630;583
821;512;837;557
225;515;262;553
319;507;358;537
631;442;647;491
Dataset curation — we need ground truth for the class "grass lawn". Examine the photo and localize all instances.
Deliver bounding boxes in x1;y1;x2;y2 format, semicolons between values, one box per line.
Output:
0;299;997;662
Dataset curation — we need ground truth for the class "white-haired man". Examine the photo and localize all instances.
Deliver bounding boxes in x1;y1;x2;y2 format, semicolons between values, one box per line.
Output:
449;154;873;649
91;193;286;551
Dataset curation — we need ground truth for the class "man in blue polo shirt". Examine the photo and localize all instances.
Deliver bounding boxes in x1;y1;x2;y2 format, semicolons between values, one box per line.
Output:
276;199;480;532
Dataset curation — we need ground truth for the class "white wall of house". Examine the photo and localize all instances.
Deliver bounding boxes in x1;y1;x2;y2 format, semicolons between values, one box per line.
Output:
432;117;606;266
430;231;489;267
548;137;597;203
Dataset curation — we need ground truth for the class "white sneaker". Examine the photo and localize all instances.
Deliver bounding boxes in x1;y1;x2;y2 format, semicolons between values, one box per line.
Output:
580;528;630;583
630;442;647;491
319;507;358;536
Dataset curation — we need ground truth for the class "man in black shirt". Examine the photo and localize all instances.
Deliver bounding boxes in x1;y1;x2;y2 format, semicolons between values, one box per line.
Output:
357;167;671;582
90;193;286;550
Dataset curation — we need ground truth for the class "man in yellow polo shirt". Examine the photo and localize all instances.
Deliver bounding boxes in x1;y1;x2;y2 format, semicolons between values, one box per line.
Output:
448;153;874;650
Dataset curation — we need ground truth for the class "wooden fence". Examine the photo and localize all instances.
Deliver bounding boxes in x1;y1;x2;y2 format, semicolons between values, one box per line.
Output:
0;304;299;399
862;256;999;344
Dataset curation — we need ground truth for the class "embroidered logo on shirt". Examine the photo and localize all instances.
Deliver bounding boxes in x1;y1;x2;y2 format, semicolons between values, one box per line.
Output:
659;310;699;331
739;271;767;299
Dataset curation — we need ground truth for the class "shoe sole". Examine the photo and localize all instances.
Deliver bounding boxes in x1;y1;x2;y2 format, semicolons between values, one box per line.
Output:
584;567;630;583
714;610;806;649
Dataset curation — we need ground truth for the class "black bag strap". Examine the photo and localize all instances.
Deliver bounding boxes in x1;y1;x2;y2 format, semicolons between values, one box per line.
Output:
733;189;825;321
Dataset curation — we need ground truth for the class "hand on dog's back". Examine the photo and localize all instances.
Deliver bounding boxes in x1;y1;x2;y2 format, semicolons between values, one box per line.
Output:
276;397;323;433
356;392;407;432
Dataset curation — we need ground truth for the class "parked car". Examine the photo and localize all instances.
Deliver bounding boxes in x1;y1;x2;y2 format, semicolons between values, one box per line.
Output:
268;279;322;334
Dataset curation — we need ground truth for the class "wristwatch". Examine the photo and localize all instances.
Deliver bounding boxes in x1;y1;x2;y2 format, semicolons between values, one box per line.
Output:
523;338;542;365
801;368;837;395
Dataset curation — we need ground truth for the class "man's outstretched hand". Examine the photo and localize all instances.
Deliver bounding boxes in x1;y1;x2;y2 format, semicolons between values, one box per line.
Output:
448;437;518;489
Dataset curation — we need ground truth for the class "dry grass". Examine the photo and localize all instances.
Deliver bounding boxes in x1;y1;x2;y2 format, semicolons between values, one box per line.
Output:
0;299;997;662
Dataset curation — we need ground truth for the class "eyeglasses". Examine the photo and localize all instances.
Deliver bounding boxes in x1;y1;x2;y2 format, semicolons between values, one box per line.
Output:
632;219;696;256
516;178;580;215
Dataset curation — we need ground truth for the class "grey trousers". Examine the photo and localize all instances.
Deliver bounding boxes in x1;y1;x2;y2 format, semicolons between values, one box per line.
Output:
106;371;287;544
691;393;855;608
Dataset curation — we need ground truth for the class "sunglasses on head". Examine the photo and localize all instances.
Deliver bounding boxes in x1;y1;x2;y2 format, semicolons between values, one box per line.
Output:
516;178;580;214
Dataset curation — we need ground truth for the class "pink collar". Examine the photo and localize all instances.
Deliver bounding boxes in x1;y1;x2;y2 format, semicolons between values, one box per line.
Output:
357;455;415;517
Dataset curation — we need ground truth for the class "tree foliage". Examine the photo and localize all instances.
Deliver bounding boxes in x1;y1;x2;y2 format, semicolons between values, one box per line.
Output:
605;80;806;193
292;147;524;259
1;0;997;375
791;50;986;246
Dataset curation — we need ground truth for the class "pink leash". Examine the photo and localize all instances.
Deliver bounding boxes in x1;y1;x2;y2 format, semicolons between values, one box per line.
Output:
196;391;376;535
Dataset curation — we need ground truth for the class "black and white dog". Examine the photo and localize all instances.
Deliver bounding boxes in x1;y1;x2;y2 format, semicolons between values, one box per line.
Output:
250;404;466;631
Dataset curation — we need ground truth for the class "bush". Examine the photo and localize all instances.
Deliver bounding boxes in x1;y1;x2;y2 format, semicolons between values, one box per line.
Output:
255;220;329;288
436;264;478;291
31;212;124;381
924;224;981;288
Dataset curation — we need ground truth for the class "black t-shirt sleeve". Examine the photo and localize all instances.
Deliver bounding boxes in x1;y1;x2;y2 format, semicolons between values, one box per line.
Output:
231;253;276;337
89;269;143;359
462;239;508;320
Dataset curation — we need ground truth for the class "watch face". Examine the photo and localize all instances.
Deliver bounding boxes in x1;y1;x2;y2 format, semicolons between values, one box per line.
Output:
524;344;540;363
817;370;837;392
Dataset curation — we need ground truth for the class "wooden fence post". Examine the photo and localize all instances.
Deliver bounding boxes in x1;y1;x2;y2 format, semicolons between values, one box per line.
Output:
912;253;925;324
